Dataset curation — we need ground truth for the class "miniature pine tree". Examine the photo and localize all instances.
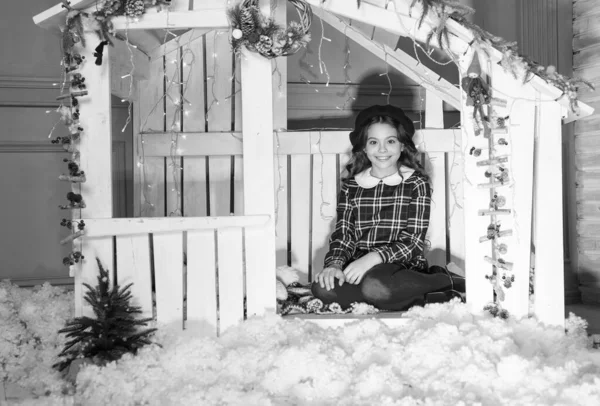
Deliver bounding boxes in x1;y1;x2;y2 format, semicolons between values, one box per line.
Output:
53;258;156;372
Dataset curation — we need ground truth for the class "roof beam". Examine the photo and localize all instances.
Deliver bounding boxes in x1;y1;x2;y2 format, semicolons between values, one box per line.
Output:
33;0;98;31
316;9;461;110
111;10;228;31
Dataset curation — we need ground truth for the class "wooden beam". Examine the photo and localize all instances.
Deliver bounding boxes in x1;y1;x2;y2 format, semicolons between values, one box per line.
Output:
74;31;114;317
317;10;461;110
33;0;98;30
83;215;270;237
149;29;210;60
139;128;463;156
111;10;228;31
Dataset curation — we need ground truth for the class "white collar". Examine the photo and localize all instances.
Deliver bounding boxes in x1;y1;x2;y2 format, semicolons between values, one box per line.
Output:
355;167;415;188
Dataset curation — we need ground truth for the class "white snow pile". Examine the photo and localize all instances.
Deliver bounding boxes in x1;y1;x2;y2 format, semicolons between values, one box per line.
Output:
2;281;600;406
0;280;72;396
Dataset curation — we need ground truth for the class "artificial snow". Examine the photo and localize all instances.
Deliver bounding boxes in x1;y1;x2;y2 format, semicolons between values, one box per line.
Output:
2;281;600;405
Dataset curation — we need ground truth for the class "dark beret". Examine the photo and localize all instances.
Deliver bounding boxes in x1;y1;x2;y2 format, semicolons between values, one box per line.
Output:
349;104;415;147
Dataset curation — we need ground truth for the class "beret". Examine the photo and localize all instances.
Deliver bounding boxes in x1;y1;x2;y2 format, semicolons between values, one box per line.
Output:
349;104;415;147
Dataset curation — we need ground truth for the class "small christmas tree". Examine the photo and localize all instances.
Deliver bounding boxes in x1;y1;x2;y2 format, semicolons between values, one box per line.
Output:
53;258;156;372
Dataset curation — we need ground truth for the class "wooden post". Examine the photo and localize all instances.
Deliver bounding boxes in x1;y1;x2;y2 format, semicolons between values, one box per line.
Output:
74;34;114;317
424;90;447;267
459;51;494;313
533;101;566;327
241;0;277;317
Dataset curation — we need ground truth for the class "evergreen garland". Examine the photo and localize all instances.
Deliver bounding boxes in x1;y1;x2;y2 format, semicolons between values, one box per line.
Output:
53;258;156;373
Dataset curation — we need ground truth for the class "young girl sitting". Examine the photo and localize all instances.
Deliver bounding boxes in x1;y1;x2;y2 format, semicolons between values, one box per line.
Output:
312;104;464;311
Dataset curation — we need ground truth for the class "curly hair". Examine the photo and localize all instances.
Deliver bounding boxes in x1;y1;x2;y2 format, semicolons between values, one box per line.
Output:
343;115;428;182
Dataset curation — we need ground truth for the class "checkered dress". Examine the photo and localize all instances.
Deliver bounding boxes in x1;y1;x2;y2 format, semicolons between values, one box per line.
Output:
323;171;431;271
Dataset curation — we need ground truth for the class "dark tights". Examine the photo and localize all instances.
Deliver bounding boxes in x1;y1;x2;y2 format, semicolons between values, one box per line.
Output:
311;263;463;311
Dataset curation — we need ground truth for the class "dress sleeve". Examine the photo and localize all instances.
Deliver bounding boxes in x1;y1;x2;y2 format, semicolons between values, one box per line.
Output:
323;182;357;270
371;178;431;264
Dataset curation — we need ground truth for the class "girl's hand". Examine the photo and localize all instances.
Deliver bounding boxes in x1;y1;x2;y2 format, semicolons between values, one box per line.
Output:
316;267;346;291
343;252;382;285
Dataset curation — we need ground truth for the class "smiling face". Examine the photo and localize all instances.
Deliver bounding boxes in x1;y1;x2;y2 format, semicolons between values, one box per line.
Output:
364;122;404;178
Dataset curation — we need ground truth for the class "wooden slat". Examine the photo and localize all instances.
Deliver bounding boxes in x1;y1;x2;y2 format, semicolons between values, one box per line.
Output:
311;134;338;279
208;156;232;216
206;30;234;216
182;33;207;131
424;152;447;266
447;149;465;271
153;232;184;326
183;157;208;216
533;99;566;327
290;155;312;283
139;56;165;133
245;224;277;317
165;40;182;216
424;90;447;266
233;155;245;215
186;230;218;336
217;227;244;333
143;157;166;217
169;0;190;11
116;235;153;318
274;152;289;266
140;129;461;156
111;11;229;31
83;215;270;237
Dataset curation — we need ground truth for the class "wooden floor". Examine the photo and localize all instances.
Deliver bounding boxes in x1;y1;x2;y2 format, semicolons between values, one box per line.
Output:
283;311;410;328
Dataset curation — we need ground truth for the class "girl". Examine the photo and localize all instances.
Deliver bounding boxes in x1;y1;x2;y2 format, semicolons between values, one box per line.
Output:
312;104;464;311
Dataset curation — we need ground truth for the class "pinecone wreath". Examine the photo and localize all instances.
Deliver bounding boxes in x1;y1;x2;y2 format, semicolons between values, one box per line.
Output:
125;0;146;18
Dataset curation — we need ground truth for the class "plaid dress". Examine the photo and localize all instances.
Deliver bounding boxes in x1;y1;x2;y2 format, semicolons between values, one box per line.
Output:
323;167;431;272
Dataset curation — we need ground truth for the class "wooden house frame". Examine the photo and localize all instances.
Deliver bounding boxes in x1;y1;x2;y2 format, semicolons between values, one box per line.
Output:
34;0;594;333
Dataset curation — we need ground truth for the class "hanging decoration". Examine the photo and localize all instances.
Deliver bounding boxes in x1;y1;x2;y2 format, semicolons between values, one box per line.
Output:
461;52;491;136
227;0;312;58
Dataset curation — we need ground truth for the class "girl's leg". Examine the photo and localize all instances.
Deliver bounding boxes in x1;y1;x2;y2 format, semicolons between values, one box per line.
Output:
311;279;365;308
360;263;456;311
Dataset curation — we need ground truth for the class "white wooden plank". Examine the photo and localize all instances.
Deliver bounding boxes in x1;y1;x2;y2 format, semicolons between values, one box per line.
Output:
73;32;114;317
186;230;218;336
169;0;191;11
153;232;184;326
111;11;229;31
83;215;270;237
233;155;245;215
533;100;566;327
240;46;277;308
424;90;447;266
458;51;494;313
491;65;535;320
133;84;142;217
165;41;182;216
290;155;312;283
245;224;277;317
311;133;338;279
206;30;233;130
143;157;166;217
274;152;289;266
424;152;447;266
141;129;460;156
116;235;153;318
183;156;208;216
208;157;232;216
272;0;287;131
139;58;165;133
217;227;244;333
447;150;465;271
182;33;207;132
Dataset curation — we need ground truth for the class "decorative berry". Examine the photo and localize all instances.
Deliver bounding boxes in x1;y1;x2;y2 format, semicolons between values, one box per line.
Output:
232;29;243;40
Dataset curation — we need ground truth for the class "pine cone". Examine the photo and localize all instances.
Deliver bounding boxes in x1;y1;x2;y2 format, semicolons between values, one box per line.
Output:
125;0;146;18
240;7;256;37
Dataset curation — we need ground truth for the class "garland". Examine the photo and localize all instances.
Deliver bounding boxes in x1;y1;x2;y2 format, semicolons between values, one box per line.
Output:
227;0;312;58
54;0;172;267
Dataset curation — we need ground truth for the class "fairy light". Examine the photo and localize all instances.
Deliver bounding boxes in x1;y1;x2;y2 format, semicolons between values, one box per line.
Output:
317;7;331;87
379;52;393;105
